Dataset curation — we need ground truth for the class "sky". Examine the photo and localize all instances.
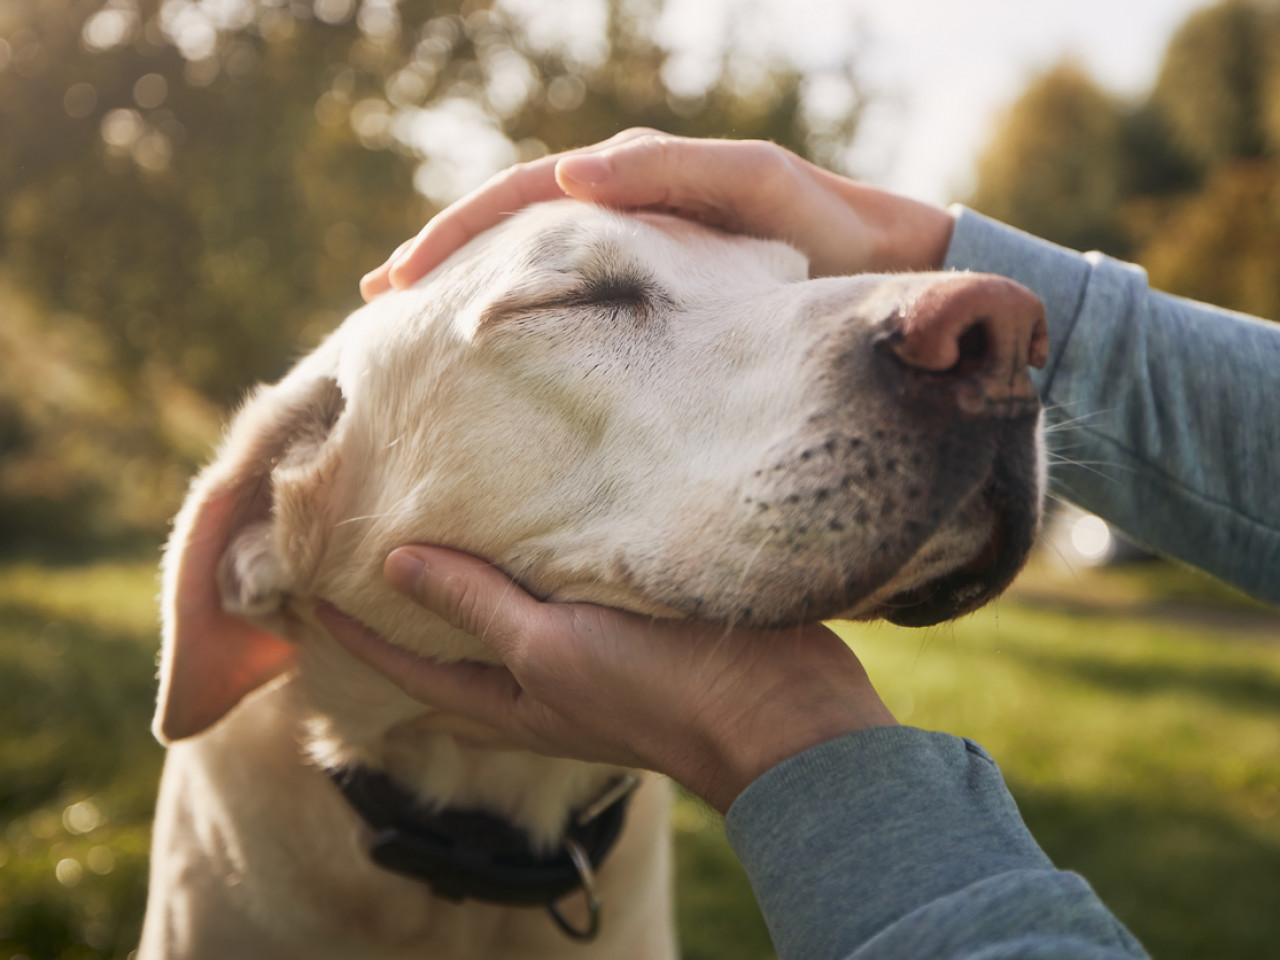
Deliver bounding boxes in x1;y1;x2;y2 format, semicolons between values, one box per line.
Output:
653;0;1212;204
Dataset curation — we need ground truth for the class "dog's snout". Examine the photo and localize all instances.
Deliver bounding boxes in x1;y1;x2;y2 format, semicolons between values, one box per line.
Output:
882;275;1048;415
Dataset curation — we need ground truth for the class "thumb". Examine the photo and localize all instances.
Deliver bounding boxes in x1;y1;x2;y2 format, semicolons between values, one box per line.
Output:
386;157;567;290
383;545;551;659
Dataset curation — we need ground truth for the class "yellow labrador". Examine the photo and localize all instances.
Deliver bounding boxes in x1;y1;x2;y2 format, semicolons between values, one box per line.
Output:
140;201;1047;959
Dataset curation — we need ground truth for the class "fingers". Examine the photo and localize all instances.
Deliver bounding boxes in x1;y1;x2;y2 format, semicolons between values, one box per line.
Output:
316;600;524;725
555;134;804;233
385;157;568;290
383;130;659;290
361;128;947;303
362;128;924;300
362;130;788;299
383;545;550;662
551;133;884;275
364;128;681;295
359;238;412;301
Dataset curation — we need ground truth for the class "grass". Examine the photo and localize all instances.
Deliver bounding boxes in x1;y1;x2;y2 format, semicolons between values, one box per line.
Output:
0;554;1277;959
0;559;164;960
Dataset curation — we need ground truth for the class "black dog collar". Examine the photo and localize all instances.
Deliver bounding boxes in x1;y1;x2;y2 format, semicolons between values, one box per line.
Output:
328;766;638;941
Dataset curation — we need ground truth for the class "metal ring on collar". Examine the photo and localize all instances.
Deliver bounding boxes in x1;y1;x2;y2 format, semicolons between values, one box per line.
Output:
546;836;601;942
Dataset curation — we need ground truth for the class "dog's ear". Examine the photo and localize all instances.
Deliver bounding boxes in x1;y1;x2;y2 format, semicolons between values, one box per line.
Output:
154;373;346;744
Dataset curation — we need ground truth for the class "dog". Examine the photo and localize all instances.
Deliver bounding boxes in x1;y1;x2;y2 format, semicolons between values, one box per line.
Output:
139;199;1047;959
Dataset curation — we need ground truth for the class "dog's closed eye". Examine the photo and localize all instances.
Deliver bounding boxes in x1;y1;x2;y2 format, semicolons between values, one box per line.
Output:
564;271;671;323
481;270;671;328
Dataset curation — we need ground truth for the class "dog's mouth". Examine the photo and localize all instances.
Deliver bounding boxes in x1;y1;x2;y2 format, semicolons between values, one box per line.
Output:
873;469;1038;627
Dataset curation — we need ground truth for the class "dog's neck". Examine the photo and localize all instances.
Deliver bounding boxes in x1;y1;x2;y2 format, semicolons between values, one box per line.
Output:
288;615;623;848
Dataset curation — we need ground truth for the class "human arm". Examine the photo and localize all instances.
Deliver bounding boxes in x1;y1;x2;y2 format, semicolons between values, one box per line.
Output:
728;728;1146;960
945;210;1280;603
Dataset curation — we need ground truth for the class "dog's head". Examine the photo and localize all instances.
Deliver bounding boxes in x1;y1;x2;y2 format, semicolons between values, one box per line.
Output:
155;200;1046;742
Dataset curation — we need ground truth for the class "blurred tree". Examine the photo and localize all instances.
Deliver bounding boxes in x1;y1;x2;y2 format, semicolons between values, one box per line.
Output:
969;63;1128;255
1148;0;1279;170
1113;102;1199;201
968;0;1280;322
0;0;863;549
1137;162;1280;321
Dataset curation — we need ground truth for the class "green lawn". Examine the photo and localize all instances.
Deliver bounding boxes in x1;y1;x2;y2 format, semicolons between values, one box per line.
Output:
1;555;1277;960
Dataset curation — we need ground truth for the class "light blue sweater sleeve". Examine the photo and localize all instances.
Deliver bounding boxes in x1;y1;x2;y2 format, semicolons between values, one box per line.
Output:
944;207;1280;604
725;727;1146;960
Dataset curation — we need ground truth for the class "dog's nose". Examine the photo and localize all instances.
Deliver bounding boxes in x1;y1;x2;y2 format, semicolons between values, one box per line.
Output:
882;275;1048;414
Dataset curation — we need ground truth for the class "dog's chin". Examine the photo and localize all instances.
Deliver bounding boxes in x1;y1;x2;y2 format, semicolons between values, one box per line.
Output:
874;526;1021;627
871;482;1039;627
742;461;1040;631
626;503;1038;632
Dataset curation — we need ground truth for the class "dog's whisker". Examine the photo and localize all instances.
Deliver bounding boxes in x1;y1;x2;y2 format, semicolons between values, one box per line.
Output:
1046;456;1128;484
1046;457;1119;469
1043;415;1104;435
341;485;432;558
734;525;780;598
333;513;392;527
1042;436;1103;452
333;481;424;529
1035;525;1088;575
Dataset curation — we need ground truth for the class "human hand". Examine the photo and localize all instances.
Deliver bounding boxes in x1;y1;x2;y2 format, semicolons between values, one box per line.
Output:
316;545;897;814
359;130;956;300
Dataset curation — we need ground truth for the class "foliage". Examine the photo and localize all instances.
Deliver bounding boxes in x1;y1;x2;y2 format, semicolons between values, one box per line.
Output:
1135;161;1280;320
969;64;1128;255
2;556;1277;959
0;0;862;548
968;0;1280;322
1149;0;1275;169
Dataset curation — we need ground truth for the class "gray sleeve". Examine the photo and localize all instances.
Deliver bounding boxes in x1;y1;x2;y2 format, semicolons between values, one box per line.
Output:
944;207;1280;604
724;727;1146;960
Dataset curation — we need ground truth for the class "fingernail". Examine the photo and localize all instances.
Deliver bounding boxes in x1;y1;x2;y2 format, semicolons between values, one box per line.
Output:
558;154;612;187
385;548;427;595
